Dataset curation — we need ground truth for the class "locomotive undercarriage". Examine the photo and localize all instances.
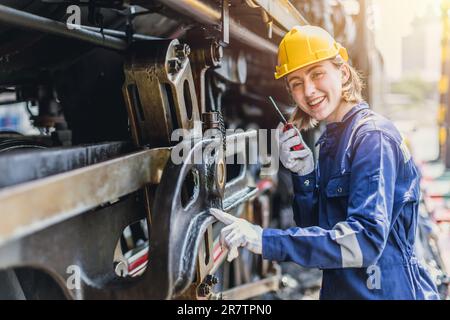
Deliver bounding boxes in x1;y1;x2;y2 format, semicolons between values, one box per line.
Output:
0;0;371;299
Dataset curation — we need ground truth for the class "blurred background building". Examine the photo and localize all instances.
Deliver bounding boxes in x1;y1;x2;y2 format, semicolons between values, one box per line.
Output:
372;0;442;163
371;0;450;285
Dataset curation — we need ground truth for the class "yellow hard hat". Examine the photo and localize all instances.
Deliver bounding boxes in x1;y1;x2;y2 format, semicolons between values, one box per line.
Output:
275;25;349;79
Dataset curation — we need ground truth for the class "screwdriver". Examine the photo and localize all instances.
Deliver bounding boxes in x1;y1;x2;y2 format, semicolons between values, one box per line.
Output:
269;96;305;151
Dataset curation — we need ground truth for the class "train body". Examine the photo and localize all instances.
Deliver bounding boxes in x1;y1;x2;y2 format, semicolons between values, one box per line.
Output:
0;0;383;299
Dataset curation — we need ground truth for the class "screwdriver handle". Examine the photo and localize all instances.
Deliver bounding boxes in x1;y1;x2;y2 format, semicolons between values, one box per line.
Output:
283;123;305;151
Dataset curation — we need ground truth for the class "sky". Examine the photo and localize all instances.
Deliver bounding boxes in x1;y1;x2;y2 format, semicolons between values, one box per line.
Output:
371;0;442;80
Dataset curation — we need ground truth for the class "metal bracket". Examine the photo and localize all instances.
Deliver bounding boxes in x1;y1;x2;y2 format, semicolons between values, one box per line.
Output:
123;39;201;148
221;0;230;46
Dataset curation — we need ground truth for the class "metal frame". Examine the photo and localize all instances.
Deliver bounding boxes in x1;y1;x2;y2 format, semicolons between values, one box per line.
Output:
123;39;201;148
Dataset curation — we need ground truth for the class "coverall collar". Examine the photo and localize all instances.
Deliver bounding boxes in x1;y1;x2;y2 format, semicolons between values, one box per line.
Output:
315;101;369;147
340;101;369;122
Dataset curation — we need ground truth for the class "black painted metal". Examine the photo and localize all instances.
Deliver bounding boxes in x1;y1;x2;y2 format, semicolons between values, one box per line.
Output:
0;4;127;50
0;141;133;188
144;134;255;299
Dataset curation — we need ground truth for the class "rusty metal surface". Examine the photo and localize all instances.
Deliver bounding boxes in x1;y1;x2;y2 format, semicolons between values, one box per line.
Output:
123;39;201;148
0;148;171;246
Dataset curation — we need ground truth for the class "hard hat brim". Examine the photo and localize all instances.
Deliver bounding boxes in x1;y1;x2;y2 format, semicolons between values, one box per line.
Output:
274;46;349;80
275;53;347;80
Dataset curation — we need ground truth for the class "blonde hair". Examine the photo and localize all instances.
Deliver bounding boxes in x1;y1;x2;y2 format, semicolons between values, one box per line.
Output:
287;55;365;131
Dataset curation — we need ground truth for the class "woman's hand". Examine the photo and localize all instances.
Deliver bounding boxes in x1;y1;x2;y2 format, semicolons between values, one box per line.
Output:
278;123;314;176
210;208;263;262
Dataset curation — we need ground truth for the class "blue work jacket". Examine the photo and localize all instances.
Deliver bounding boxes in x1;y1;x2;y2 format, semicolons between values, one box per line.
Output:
262;102;440;300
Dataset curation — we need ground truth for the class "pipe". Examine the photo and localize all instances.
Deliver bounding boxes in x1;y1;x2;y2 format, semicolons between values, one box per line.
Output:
0;4;127;51
78;25;161;41
159;0;278;54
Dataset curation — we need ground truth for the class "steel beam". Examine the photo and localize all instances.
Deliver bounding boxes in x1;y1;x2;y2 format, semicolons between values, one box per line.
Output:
0;148;171;246
246;0;308;30
159;0;278;54
0;141;132;188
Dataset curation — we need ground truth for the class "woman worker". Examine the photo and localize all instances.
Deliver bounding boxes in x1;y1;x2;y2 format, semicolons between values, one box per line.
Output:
210;25;440;300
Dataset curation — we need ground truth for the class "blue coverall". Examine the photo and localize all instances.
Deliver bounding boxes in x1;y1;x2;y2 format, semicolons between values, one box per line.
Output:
262;102;440;299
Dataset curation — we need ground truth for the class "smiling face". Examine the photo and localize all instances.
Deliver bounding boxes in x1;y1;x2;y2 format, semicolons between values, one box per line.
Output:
286;59;350;123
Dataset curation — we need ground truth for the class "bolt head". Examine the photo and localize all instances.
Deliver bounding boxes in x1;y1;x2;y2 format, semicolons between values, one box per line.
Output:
198;283;210;296
205;274;219;286
183;44;191;57
114;261;128;277
175;44;191;59
214;44;223;60
168;58;182;74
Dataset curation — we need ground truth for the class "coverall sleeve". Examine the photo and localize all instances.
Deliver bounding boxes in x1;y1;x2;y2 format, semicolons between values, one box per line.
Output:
291;171;319;227
262;130;399;269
